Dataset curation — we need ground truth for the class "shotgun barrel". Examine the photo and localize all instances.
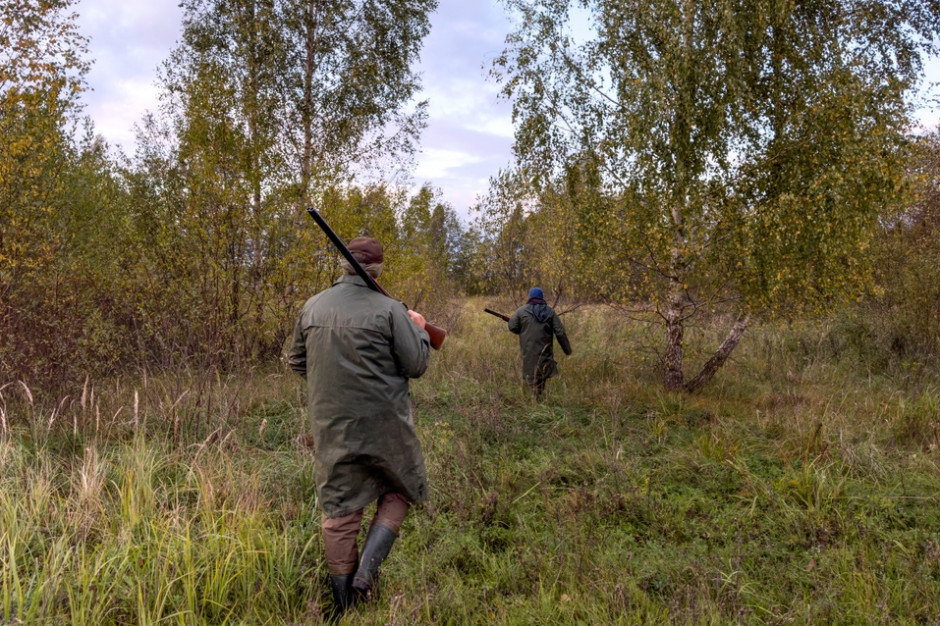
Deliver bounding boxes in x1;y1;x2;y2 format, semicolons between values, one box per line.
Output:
484;308;510;322
306;207;446;350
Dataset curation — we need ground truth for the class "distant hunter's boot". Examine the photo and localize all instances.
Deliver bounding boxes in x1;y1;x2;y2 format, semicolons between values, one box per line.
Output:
351;523;397;600
328;572;357;620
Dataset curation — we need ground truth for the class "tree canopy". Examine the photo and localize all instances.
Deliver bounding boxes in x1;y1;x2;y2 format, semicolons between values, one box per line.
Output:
124;0;441;367
4;0;940;398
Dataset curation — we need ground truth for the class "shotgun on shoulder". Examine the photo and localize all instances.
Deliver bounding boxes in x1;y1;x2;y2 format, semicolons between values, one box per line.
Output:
306;207;446;350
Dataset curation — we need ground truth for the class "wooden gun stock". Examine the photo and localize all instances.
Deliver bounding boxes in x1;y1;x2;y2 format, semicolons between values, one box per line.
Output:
423;322;447;350
306;207;446;350
484;308;510;322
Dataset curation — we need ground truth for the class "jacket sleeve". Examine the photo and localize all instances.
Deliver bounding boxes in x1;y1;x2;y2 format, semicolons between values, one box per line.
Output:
390;303;431;379
553;314;572;356
508;309;522;335
287;315;308;377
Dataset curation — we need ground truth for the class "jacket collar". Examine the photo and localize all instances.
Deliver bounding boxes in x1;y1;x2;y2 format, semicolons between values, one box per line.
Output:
334;274;371;288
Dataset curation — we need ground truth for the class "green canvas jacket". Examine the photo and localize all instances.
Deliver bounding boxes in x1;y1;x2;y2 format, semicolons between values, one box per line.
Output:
508;301;572;385
288;274;431;518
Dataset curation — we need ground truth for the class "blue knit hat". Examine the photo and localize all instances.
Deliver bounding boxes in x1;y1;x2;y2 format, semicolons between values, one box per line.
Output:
528;287;544;299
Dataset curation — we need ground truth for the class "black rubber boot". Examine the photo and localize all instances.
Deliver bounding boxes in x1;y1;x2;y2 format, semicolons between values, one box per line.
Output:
351;523;397;600
328;573;356;620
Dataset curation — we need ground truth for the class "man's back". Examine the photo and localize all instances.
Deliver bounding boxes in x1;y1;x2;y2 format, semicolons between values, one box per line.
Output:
509;297;571;395
510;302;558;347
294;275;429;414
287;234;433;615
288;273;431;518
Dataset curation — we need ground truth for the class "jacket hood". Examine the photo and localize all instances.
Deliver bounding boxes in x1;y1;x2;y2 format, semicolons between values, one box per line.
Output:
526;302;552;323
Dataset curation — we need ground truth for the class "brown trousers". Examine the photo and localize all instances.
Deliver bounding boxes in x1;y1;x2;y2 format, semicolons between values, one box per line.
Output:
321;492;410;575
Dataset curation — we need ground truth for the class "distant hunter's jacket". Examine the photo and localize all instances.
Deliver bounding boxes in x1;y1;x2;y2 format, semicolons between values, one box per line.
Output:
508;301;572;384
288;274;431;518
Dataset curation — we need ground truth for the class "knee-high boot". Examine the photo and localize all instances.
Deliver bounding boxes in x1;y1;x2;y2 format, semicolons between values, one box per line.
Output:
351;523;397;599
328;572;357;620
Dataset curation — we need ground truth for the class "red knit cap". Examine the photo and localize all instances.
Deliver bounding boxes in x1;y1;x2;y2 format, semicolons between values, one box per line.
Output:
347;237;383;264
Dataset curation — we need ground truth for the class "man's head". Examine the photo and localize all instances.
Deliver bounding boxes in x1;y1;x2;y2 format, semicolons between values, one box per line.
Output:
528;287;544;300
348;237;384;264
342;236;384;278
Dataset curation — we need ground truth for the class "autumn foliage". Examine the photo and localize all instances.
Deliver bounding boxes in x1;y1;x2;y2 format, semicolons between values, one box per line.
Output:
2;0;940;400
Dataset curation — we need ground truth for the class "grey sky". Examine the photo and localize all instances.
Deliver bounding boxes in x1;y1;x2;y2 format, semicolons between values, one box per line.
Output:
75;0;181;148
75;0;516;215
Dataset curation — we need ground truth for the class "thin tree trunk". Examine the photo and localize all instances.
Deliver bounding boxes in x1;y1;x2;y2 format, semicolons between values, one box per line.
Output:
663;0;697;392
301;0;318;199
664;193;687;391
684;312;751;393
663;277;686;391
245;0;265;360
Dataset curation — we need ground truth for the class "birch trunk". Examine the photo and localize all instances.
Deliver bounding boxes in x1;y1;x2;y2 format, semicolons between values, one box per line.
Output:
684;312;751;393
664;197;687;391
663;277;686;391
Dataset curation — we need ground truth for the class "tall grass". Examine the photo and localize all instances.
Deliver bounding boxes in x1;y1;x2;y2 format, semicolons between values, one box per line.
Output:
2;300;940;624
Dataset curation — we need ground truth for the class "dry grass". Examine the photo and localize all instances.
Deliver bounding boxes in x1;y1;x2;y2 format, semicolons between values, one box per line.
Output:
1;299;939;624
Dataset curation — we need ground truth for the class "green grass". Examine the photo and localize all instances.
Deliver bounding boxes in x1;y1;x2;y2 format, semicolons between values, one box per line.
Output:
2;300;940;624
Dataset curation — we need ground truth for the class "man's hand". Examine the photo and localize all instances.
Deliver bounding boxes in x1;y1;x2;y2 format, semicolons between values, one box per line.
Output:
407;309;426;330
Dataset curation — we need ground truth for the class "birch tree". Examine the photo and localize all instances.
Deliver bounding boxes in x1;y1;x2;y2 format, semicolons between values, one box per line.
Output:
494;0;939;391
134;0;436;363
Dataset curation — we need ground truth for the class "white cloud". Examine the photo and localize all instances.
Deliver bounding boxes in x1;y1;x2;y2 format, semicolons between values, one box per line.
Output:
414;148;484;180
411;2;517;213
88;80;162;149
76;0;182;151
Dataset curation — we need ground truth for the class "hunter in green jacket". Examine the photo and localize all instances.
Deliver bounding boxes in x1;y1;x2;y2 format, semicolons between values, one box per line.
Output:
288;236;431;616
508;287;572;398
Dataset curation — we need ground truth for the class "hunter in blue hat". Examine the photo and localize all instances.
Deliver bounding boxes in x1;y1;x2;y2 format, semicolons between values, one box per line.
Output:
508;287;572;399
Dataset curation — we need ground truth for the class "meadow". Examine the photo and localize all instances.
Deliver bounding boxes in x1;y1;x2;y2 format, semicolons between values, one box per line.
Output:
2;300;939;625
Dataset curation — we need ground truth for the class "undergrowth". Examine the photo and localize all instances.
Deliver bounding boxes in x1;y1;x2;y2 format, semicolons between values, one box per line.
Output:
1;300;939;624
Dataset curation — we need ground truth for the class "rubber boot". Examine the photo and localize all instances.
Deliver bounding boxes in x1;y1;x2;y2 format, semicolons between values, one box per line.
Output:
351;523;397;600
328;573;356;621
